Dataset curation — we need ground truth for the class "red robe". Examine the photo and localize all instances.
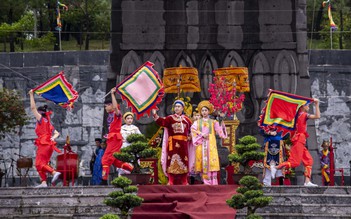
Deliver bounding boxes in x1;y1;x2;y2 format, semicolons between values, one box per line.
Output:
34;112;61;181
279;111;313;178
156;114;192;175
101;112;132;180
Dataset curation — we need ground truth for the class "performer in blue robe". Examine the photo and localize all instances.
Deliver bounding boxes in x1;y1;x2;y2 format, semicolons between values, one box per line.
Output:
91;140;106;185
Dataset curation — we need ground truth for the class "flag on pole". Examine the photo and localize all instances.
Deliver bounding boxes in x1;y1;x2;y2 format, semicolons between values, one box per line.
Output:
258;89;314;137
56;1;68;31
33;71;79;109
116;61;164;119
323;0;338;31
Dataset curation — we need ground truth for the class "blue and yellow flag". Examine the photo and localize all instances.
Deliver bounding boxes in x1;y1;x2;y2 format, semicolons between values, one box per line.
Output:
33;71;79;109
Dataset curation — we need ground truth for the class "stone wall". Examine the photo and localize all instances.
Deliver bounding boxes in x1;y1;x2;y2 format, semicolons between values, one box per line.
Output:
0;51;110;184
309;50;351;177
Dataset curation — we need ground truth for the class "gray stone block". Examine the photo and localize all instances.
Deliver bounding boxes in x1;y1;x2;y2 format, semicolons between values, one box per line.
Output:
9;53;24;67
259;0;292;25
259;25;293;43
217;26;243;49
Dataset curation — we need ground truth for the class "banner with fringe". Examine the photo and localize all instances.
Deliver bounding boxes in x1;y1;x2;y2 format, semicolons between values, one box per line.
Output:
258;89;314;137
33;71;79;109
116;61;164;119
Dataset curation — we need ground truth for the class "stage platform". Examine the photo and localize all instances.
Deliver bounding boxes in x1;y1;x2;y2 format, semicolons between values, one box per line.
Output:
1;185;351;218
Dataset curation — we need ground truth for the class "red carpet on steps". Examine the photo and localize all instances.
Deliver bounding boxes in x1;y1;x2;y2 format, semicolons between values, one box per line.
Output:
132;185;238;219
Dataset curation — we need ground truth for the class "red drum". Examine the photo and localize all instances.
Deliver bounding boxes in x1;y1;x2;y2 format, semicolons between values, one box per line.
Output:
56;152;79;180
17;157;33;169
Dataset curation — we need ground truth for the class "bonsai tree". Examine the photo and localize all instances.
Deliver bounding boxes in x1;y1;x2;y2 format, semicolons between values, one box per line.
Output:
0;88;28;139
102;176;143;219
226;176;273;219
228;135;265;174
114;133;157;174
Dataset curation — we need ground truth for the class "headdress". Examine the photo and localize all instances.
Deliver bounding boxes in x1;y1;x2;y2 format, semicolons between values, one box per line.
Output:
173;100;185;108
123;112;134;122
198;100;214;114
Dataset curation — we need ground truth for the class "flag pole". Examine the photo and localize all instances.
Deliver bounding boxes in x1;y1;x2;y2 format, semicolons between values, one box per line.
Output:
59;29;62;51
100;90;112;100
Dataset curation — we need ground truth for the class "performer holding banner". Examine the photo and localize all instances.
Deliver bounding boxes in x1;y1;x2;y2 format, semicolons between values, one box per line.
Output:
101;88;133;185
258;89;320;187
275;99;320;186
29;90;62;188
152;100;193;185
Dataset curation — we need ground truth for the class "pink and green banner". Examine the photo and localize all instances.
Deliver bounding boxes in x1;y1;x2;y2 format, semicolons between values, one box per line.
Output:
116;61;164;119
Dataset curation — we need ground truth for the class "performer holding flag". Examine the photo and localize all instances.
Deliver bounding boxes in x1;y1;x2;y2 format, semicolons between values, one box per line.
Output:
100;87;133;185
29;90;62;188
275;98;320;186
258;90;320;187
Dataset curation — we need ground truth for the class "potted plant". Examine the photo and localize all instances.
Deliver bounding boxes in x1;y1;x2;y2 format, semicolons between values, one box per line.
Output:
228;135;264;183
114;133;157;184
101;176;143;219
226;176;273;219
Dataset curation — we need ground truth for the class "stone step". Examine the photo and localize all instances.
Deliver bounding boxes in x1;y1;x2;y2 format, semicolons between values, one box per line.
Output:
263;186;351;195
235;213;351;219
0;186;114;196
1;213;110;219
0;204;116;215
1;186;351;219
252;203;351;215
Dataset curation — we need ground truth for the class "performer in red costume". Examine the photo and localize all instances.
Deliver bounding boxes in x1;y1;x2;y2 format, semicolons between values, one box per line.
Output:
152;100;193;185
29;90;62;188
100;87;133;185
275;98;320;187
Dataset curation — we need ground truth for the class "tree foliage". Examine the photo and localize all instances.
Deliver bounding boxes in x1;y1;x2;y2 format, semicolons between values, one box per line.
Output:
103;176;143;219
0;88;28;139
228;135;264;174
114;134;157;174
0;0;110;51
226;176;272;219
307;0;351;49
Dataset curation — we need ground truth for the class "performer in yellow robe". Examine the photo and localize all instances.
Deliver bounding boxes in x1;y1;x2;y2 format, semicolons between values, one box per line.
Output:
191;100;227;185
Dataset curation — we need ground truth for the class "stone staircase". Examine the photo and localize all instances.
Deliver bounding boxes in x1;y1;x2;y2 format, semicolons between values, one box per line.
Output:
236;186;351;219
0;186;118;219
0;186;351;219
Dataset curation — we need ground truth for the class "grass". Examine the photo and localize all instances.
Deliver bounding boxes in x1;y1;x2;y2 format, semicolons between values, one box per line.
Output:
0;39;110;52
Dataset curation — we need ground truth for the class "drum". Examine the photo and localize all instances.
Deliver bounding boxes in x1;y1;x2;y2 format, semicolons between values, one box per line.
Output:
17;157;33;169
56;152;79;180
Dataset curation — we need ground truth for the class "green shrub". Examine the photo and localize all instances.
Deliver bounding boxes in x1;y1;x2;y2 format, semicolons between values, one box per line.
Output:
99;213;120;219
114;134;157;174
0;88;28;139
227;176;272;218
228;135;264;174
102;176;143;219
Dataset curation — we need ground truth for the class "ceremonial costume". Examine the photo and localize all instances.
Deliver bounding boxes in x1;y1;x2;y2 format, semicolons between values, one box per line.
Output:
34;111;61;182
121;112;141;149
277;111;314;180
320;146;330;186
91;146;105;185
262;132;284;186
191;100;227;185
191;118;227;185
101;112;133;181
155;100;193;185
